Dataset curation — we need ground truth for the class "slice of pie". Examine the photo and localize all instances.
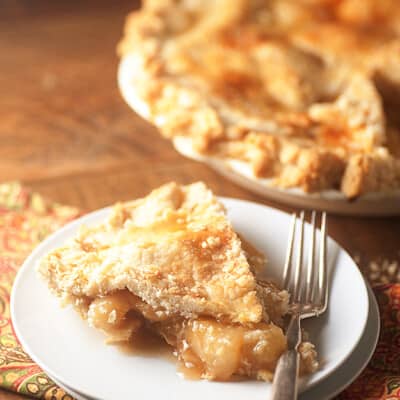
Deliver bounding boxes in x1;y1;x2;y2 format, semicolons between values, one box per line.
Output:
117;0;400;199
38;182;317;381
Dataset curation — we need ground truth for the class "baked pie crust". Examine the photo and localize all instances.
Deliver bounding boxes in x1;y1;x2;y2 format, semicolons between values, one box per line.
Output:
118;0;400;198
38;182;317;381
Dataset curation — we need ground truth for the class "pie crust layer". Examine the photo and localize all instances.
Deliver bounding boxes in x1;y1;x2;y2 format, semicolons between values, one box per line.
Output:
118;0;400;198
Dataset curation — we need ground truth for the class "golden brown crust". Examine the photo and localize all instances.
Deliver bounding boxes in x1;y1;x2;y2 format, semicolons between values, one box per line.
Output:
118;0;400;198
341;150;400;198
38;182;264;324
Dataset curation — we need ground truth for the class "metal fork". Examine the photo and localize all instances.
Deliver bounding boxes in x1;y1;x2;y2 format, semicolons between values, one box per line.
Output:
269;211;328;400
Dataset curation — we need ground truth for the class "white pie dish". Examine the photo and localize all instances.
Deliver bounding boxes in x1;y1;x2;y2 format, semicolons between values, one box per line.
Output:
11;197;369;400
118;55;400;216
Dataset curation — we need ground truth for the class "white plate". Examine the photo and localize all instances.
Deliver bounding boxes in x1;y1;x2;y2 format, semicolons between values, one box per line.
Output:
48;284;380;400
11;198;369;400
118;55;400;216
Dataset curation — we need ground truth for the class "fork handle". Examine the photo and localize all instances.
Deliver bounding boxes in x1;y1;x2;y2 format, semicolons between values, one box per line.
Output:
270;314;301;400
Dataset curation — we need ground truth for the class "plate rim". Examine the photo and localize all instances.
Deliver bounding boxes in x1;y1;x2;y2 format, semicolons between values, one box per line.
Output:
11;197;370;399
301;282;380;400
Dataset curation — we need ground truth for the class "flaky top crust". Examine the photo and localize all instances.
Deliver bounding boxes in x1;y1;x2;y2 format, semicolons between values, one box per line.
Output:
38;182;264;324
118;0;400;198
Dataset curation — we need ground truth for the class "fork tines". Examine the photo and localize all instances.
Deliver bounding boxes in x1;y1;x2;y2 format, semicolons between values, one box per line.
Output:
283;211;327;315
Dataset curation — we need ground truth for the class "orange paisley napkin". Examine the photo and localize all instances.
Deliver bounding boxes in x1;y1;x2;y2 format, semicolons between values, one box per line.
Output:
0;182;79;399
0;181;399;399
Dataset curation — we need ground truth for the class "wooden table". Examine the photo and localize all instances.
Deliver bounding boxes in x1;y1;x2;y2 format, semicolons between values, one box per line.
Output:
1;1;399;399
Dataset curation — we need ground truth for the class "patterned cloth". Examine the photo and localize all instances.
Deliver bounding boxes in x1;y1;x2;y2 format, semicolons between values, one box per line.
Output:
0;182;399;400
0;182;79;399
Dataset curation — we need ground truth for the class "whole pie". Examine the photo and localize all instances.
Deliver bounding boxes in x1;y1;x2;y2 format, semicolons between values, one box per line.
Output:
38;182;317;381
118;0;400;199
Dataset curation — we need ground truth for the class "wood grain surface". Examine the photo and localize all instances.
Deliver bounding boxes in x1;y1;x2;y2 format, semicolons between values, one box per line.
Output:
1;1;400;399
